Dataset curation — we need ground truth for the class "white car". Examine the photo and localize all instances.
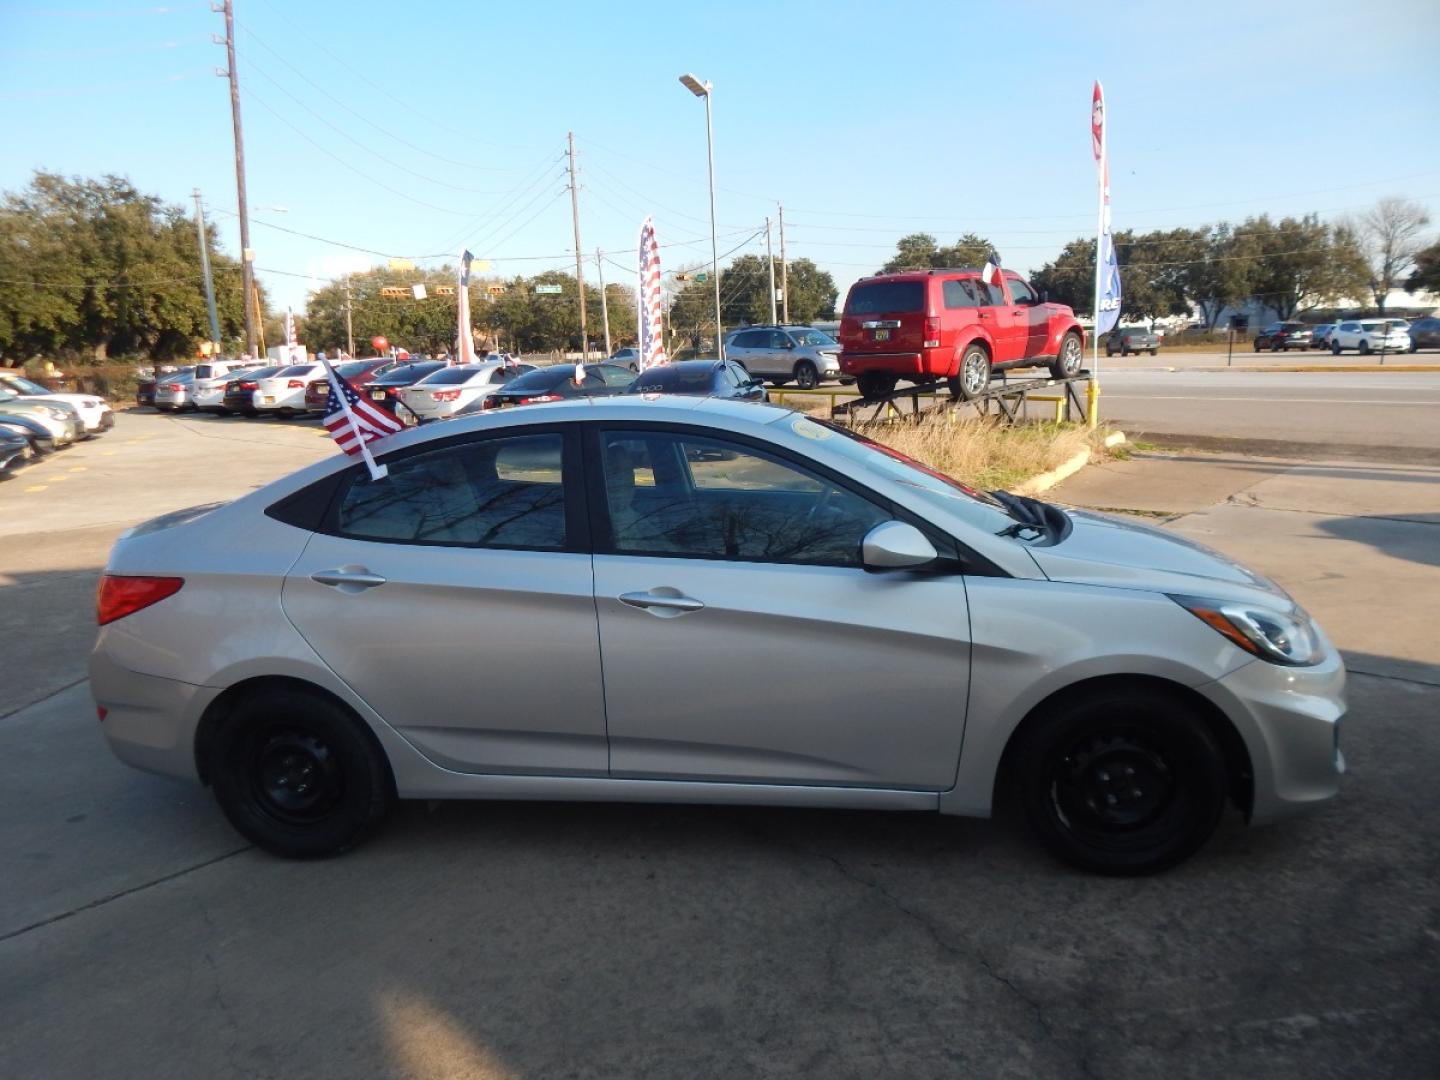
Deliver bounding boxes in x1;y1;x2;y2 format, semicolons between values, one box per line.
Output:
191;360;262;413
1330;320;1410;355
397;361;535;424
0;372;114;434
253;364;324;417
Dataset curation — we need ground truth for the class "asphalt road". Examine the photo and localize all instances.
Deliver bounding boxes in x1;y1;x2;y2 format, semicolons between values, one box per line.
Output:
2;410;1438;1079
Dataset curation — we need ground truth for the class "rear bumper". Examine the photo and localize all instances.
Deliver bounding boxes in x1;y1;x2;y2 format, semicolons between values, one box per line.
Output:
839;350;949;378
90;647;218;782
97;409;116;431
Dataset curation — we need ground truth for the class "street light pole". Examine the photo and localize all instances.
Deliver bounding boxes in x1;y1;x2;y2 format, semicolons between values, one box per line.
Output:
765;216;777;324
192;189;222;357
680;73;723;360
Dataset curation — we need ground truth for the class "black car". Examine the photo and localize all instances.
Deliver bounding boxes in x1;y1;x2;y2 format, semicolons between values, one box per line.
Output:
629;359;767;401
0;427;32;473
475;363;638;411
363;361;451;416
220;366;284;417
1253;322;1313;351
0;414;58;456
1406;316;1440;352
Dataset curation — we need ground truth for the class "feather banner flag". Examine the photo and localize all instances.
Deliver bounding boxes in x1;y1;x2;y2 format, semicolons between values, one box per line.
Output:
1092;81;1121;338
637;216;667;369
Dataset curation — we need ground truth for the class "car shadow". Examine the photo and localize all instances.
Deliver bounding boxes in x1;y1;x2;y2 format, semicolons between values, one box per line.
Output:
1314;511;1440;568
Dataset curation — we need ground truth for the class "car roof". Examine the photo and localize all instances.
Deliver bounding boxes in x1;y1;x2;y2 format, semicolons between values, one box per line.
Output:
637;359;721;372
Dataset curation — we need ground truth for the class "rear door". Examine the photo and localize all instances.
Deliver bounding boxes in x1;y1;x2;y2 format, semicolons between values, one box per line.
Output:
840;279;927;355
281;426;608;776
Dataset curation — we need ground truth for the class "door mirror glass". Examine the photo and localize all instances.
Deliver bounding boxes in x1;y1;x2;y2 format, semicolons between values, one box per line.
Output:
861;521;938;570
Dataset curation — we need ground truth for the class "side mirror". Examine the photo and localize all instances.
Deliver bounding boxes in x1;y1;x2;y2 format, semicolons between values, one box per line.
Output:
861;521;938;570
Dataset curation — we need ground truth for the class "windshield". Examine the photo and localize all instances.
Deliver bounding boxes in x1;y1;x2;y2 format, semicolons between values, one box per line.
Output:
788;328;837;347
0;374;48;394
273;365;314;377
334;360;375;378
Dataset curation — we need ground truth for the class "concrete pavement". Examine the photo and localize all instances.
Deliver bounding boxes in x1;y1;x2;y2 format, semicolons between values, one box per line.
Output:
2;412;1438;1079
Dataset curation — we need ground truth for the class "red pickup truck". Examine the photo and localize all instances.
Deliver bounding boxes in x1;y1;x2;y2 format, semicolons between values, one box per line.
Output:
838;269;1085;400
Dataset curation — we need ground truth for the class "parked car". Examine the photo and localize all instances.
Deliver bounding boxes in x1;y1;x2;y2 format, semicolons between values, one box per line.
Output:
362;361;451;417
724;325;846;388
1405;316;1440;352
253;363;324;417
396;361;538;424
135;367;193;408
0;427;32;473
1105;326;1160;356
91;397;1345;874
1310;324;1338;351
481;363;638;410
838;269;1086;400
0;416;58;456
0;389;81;446
302;358;401;415
191;360;262;414
1253;322;1313;352
0;372;114;434
153;371;196;412
220;366;283;417
1330;320;1410;355
629;359;767;401
610;347;640;371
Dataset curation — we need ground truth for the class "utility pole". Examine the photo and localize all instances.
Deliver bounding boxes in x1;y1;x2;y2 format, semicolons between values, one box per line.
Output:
343;275;355;357
215;0;256;359
567;131;588;361
765;216;778;325
192;189;222;356
595;249;612;358
778;202;788;323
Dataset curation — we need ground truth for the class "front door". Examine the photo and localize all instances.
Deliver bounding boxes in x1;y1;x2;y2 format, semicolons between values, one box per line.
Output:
588;425;972;790
281;427;608;776
1003;277;1050;359
980;277;1026;363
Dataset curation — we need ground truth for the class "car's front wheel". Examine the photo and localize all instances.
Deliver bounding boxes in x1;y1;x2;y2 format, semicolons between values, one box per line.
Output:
1332;340;1342;355
207;686;393;858
1359;340;1371;355
793;360;820;390
1013;684;1228;875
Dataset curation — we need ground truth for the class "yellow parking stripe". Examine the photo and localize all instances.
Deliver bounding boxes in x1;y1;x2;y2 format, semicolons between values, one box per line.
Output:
69;466;87;472
24;484;47;493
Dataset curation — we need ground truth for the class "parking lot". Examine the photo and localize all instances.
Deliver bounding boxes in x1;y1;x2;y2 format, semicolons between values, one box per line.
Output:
3;408;1438;1078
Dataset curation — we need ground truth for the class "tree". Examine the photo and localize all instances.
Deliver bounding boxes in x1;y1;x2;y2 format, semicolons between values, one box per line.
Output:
718;255;837;326
1029;238;1096;315
305;265;465;355
1353;197;1433;313
880;232;994;273
1406;240;1440;294
1180;224;1259;329
0;171;252;363
1242;214;1368;319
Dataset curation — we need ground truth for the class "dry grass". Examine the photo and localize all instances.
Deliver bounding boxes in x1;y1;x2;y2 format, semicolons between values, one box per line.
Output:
856;416;1114;491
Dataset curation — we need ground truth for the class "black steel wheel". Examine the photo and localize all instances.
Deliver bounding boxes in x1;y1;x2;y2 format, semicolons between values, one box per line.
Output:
793;360;820;390
855;371;897;400
1014;685;1228;875
208;686;392;858
1049;332;1084;379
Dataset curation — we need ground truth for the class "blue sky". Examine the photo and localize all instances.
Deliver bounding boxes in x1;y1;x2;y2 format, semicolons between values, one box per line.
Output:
3;0;1438;314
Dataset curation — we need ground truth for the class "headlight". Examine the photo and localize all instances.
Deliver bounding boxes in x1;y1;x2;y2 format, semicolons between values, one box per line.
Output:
44;406;68;420
1170;594;1323;666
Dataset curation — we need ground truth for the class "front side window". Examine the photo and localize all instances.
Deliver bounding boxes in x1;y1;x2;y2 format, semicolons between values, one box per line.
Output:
599;430;890;566
1006;278;1036;305
767;330;790;349
335;433;567;549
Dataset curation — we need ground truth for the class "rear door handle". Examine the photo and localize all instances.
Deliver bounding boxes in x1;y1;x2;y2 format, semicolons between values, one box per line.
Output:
619;590;705;613
311;567;388;589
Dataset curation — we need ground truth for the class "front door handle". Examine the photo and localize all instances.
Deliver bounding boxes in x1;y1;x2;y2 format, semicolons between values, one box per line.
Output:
311;567;388;589
619;590;705;613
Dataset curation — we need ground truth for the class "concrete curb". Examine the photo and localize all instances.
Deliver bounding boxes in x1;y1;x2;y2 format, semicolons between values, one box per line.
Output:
1166;364;1440;374
1012;430;1127;496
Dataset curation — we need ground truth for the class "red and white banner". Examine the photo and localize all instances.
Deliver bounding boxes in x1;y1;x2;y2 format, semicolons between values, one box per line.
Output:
284;306;302;363
456;250;477;365
1092;80;1121;338
637;216;666;369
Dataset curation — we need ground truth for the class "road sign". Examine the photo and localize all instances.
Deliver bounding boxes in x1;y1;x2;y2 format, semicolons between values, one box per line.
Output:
534;284;563;295
380;287;408;298
694;272;708;283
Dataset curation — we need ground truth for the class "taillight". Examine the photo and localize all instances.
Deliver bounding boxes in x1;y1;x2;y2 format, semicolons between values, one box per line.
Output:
923;316;941;349
240;380;257;390
481;396;500;409
97;574;184;626
286;379;305;389
433;390;460;402
96;706;108;722
521;394;563;404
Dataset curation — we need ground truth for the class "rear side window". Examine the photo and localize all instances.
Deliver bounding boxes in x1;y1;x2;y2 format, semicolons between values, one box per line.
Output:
195;365;213;379
730;330;762;348
334;434;567;549
942;280;983;309
845;281;924;315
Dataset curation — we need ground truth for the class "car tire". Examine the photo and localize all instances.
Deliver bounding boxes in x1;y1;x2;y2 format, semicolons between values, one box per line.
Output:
207;686;393;858
793;360;820;390
770;378;790;388
856;372;897;400
1332;340;1342;355
951;343;992;400
1014;684;1228;875
1105;346;1115;357
1049;331;1084;379
1274;342;1284;352
1148;348;1158;356
1358;340;1371;355
1410;341;1419;353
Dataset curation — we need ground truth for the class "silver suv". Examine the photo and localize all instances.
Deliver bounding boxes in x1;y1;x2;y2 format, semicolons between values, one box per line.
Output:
724;325;846;389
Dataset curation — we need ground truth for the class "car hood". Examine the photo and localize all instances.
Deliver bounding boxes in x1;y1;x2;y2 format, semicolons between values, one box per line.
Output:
1027;509;1291;606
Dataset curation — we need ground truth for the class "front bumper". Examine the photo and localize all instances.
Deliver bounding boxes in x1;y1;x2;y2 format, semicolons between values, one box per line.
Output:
1196;647;1346;824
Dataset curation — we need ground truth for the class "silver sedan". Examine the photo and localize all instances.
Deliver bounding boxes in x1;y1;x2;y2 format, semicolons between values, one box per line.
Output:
90;397;1345;874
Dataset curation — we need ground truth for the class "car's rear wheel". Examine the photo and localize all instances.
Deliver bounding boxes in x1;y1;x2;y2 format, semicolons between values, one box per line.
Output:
1411;340;1419;353
794;360;820;390
949;343;992;400
1049;332;1084;379
1148;348;1158;356
208;687;393;858
1332;340;1342;355
856;372;897;400
1014;685;1228;875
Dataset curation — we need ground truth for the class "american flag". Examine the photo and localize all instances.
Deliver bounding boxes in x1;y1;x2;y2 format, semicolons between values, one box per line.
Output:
637;216;667;369
323;365;402;457
456;249;477;366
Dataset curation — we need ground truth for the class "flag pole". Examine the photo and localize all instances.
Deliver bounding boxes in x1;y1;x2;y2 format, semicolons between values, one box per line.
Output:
1088;81;1106;429
320;354;387;481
